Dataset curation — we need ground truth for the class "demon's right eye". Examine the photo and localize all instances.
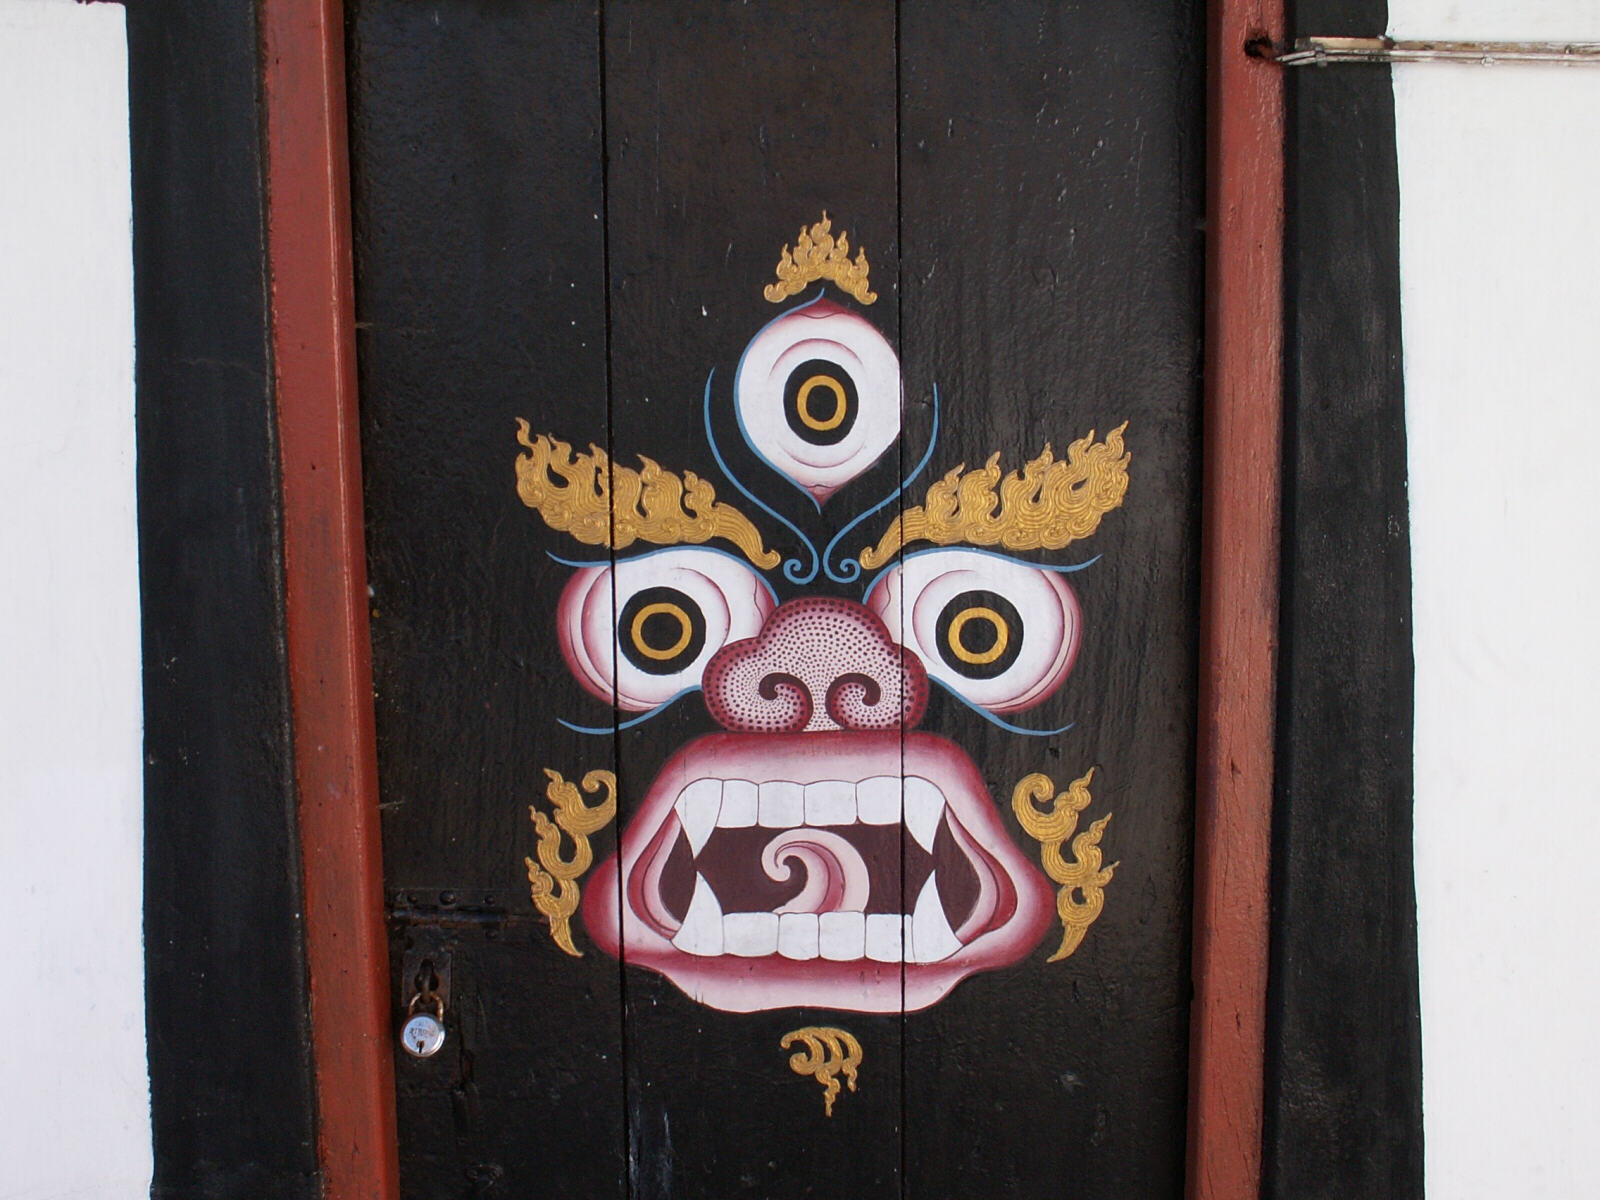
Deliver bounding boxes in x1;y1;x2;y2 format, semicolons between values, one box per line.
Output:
557;548;775;711
618;586;707;675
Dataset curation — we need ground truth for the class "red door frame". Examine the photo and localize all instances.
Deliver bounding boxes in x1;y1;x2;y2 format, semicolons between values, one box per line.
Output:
259;3;1285;1197
261;3;399;1198
1187;0;1285;1196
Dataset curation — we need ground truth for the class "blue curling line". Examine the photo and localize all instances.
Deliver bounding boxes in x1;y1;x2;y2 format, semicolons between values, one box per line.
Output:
859;548;1104;604
822;383;942;584
545;546;779;605
557;686;701;735
931;679;1076;738
704;366;820;584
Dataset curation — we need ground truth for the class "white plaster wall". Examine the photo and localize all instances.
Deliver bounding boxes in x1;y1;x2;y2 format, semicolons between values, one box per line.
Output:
1393;2;1600;1196
0;2;150;1197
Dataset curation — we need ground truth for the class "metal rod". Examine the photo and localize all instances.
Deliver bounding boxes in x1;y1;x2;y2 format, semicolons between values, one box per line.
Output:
1272;36;1600;66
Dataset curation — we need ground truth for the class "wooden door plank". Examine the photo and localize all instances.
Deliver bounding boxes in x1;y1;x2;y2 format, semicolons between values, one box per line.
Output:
345;4;625;1195
898;3;1205;1194
600;3;902;1194
261;2;400;1197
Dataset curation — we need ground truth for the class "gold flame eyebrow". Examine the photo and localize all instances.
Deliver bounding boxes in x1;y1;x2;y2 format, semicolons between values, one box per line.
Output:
514;421;781;570
857;423;1130;569
763;213;877;306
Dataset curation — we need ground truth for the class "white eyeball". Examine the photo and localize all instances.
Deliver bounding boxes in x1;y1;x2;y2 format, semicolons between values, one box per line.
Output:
733;297;900;504
866;549;1080;713
557;549;775;711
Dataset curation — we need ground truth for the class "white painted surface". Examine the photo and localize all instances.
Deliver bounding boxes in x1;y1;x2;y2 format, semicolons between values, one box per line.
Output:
0;2;150;1198
1394;0;1600;1194
1390;0;1600;41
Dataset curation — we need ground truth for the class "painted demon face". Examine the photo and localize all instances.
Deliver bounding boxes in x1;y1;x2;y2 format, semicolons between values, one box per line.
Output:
516;217;1129;1015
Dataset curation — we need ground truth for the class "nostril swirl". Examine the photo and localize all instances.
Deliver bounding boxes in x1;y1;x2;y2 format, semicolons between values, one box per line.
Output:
827;672;882;715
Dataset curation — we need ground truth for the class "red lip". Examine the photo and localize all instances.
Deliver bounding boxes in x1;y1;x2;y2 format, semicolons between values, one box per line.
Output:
582;731;1054;1013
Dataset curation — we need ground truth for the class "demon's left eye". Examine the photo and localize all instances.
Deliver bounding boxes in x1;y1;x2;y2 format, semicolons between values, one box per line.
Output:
866;549;1080;714
557;549;774;711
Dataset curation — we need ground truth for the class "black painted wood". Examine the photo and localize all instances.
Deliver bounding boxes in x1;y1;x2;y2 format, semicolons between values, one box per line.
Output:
601;4;904;1195
1263;0;1425;1194
127;2;321;1196
899;3;1203;1194
345;4;625;1197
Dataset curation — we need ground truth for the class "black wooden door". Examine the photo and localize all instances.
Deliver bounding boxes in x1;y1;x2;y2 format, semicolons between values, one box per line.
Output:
348;3;1202;1195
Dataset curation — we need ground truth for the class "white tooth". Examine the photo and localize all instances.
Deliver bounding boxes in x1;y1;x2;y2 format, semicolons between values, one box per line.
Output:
910;872;962;963
778;913;820;960
718;779;758;827
804;780;856;826
722;912;779;957
671;874;724;957
856;776;901;825
903;777;944;853
865;914;903;962
674;779;722;855
818;911;866;961
758;780;805;828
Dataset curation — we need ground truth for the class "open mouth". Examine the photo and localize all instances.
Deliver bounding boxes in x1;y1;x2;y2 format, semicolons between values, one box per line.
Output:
582;731;1055;1013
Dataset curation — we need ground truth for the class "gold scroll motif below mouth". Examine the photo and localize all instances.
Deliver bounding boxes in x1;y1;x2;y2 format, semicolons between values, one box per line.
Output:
780;1025;863;1117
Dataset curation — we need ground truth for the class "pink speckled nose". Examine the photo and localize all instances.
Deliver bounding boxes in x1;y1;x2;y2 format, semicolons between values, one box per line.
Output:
701;597;929;734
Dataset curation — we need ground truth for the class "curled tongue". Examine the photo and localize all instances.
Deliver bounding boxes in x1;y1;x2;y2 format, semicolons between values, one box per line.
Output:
761;829;870;914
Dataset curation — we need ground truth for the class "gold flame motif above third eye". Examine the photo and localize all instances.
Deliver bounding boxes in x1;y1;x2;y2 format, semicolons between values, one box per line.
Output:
763;213;877;306
1011;768;1118;962
526;768;618;957
780;1026;863;1117
514;422;781;570
858;424;1131;569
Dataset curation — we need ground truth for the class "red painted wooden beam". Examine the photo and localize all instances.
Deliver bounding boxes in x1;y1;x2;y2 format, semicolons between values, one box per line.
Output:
260;2;401;1198
1187;1;1285;1197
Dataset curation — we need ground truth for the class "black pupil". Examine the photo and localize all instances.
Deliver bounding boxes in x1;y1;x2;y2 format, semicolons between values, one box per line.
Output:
933;589;1025;680
638;610;684;652
783;358;858;446
958;616;1001;656
618;586;707;676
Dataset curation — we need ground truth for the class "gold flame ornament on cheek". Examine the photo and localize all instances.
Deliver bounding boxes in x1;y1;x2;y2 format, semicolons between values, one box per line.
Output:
525;768;618;957
1011;769;1118;963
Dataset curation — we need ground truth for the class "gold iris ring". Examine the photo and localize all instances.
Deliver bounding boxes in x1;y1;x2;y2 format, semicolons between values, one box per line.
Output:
630;602;694;662
946;606;1009;666
795;375;848;432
